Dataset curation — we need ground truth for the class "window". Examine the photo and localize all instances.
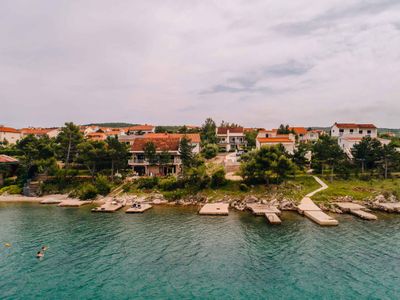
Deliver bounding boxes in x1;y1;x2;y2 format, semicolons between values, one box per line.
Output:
359;130;363;134
367;130;371;134
350;129;354;134
339;129;344;133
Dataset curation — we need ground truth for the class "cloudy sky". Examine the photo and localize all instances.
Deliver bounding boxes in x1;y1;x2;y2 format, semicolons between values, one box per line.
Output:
1;0;400;128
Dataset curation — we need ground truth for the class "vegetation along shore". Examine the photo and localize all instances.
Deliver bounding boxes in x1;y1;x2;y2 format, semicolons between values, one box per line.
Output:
1;119;400;224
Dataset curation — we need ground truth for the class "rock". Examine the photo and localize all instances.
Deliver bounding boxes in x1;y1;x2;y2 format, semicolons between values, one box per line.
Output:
374;194;386;203
279;199;296;210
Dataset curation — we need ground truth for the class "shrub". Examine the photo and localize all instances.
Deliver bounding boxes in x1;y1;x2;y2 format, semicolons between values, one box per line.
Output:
201;144;219;159
77;183;98;200
162;189;188;201
239;183;249;192
184;166;210;190
136;177;159;189
95;175;111;196
210;168;227;188
158;176;182;191
0;185;22;195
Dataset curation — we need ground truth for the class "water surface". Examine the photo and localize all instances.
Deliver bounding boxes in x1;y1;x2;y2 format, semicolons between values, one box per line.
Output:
0;203;399;299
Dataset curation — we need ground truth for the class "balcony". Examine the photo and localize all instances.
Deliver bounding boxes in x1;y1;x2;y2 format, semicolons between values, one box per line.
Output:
128;157;182;165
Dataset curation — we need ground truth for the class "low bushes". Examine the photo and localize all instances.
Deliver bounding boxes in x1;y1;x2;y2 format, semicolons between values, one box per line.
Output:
210;168;227;188
136;177;159;189
201;144;219;159
0;185;22;195
95;175;111;196
76;183;98;200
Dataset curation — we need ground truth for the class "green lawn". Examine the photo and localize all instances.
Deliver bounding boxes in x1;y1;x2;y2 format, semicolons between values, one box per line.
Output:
312;177;400;203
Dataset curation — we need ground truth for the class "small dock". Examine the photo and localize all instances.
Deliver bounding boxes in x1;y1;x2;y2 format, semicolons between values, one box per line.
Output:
92;202;123;213
246;203;282;224
265;213;282;224
126;203;152;213
199;203;229;215
335;202;377;220
58;200;91;207
246;203;281;216
298;197;338;226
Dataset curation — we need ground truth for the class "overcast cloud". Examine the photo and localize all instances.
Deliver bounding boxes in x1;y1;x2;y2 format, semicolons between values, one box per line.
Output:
1;0;400;128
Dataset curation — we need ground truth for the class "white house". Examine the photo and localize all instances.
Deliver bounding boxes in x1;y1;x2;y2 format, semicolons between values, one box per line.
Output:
216;127;247;152
256;136;296;154
331;123;389;157
0;126;21;144
330;123;378;138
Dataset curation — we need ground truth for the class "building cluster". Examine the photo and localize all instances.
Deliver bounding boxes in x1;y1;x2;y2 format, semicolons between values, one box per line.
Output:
0;121;395;176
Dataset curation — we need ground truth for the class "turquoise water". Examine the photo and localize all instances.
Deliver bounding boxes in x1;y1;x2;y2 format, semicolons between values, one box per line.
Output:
0;204;400;299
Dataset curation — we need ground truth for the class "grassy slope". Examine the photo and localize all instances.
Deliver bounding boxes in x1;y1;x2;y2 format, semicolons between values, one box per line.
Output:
312;177;400;203
124;175;320;203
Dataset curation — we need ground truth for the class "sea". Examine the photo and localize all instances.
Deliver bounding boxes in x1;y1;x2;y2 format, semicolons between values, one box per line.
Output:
0;203;399;299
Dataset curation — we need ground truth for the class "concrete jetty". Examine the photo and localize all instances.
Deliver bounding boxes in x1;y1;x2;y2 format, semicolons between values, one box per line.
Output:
335;202;377;220
297;177;338;226
265;213;282;224
246;203;282;224
246;203;281;216
298;197;338;226
92;202;123;213
58;200;91;207
199;203;229;215
126;203;152;213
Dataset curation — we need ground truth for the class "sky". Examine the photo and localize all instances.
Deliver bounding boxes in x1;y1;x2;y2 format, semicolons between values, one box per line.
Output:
1;0;400;128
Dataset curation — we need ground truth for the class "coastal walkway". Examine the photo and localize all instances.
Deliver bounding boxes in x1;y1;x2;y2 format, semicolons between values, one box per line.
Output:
199;203;229;215
297;177;338;226
335;202;377;220
246;203;282;224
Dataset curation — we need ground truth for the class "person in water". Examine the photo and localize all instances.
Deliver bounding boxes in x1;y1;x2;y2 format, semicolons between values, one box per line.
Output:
36;251;44;258
41;246;48;251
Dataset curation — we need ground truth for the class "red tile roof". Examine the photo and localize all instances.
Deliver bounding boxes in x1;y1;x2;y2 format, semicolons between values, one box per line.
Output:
257;137;294;143
124;125;155;132
334;123;376;129
289;127;307;135
21;128;51;135
144;133;201;143
0;126;20;133
132;137;180;152
0;155;18;163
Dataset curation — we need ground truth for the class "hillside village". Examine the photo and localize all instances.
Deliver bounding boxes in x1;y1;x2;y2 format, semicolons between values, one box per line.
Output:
1;120;400;210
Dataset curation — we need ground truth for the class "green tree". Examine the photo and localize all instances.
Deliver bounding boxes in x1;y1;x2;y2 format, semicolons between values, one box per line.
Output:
201;143;219;159
244;130;258;149
351;136;383;174
143;141;157;165
16;135;57;178
155;126;168;133
77;140;108;180
159;150;172;173
56;122;83;168
200;118;217;144
312;135;346;181
277;124;293;134
292;143;309;170
179;136;195;172
105;137;129;180
379;144;399;179
240;146;295;184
